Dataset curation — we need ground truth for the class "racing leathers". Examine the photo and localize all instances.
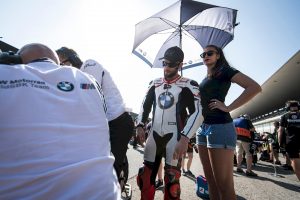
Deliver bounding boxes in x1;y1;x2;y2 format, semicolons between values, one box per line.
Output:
136;75;202;200
81;59;134;189
81;59;126;121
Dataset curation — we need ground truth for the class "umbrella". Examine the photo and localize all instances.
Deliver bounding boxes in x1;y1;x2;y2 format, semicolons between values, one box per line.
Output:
132;0;238;69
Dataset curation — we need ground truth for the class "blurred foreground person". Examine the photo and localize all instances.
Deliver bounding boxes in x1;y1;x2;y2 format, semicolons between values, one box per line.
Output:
0;43;120;199
56;47;134;192
279;100;300;180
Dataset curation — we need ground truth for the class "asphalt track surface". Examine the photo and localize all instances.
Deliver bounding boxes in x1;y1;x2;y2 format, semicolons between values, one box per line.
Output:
125;144;300;200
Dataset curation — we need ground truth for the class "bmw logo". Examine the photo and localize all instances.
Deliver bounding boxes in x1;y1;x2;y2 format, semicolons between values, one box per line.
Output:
158;92;174;109
57;81;74;92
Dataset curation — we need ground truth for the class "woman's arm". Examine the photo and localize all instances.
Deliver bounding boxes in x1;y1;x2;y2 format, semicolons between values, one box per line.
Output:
228;72;262;112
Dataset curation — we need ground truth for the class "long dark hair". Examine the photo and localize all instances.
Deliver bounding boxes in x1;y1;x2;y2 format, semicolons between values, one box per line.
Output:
205;45;230;78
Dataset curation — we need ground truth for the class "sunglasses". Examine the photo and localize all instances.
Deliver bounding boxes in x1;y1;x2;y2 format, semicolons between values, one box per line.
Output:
60;59;70;66
200;51;218;58
162;61;179;68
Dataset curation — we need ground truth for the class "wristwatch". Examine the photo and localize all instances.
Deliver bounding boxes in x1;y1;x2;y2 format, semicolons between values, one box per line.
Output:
136;122;144;128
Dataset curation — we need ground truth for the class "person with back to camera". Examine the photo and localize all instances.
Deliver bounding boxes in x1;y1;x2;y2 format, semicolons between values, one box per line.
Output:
267;121;281;165
56;47;134;191
278;100;300;180
135;46;202;200
196;44;262;200
234;114;258;177
278;122;293;171
0;43;120;199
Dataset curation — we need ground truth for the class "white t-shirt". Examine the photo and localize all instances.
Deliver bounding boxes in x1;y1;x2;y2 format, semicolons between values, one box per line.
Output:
81;59;126;121
0;60;120;199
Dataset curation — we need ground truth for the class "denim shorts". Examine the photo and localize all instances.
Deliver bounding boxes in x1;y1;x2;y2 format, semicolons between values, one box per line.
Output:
196;122;237;150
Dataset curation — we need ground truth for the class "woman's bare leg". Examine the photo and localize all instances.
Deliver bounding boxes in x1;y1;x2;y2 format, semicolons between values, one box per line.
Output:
198;145;220;200
209;148;236;200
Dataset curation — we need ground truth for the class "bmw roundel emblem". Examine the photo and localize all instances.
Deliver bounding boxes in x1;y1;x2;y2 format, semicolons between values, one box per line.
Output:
158;92;174;109
57;81;74;92
291;114;297;119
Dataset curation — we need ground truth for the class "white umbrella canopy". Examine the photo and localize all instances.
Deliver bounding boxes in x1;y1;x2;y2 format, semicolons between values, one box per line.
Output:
132;0;238;69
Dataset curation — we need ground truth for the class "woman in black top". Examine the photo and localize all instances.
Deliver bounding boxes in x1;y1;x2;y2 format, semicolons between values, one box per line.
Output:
196;45;261;200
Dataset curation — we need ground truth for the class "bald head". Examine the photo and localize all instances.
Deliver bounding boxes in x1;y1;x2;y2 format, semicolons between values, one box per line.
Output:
18;43;59;64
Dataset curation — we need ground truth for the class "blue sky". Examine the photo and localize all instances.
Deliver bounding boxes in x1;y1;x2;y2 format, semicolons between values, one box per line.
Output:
1;0;299;113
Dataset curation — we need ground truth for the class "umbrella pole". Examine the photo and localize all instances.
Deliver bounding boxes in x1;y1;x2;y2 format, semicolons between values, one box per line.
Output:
179;25;183;77
179;25;182;49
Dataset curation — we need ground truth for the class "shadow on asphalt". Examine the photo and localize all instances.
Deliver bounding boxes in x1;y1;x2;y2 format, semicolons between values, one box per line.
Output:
253;162;294;175
253;175;300;193
183;174;196;182
235;162;299;193
181;175;252;200
156;186;164;192
237;195;247;200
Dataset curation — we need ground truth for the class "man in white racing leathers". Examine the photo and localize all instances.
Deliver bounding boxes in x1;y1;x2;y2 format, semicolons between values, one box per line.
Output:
136;46;202;200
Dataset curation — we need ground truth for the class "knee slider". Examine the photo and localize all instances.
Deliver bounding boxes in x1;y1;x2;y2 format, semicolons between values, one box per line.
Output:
137;166;145;190
136;165;155;200
136;165;154;190
164;168;181;199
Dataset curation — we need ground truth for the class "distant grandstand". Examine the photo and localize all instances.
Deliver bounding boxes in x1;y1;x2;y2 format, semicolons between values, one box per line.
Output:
231;50;300;132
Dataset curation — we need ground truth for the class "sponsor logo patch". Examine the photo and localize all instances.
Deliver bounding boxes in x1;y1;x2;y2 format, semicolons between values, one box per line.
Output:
158;91;174;109
0;79;49;89
80;83;96;90
57;81;74;92
83;62;97;69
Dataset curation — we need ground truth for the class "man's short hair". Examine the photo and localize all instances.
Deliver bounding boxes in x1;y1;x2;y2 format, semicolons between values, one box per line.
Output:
285;100;300;111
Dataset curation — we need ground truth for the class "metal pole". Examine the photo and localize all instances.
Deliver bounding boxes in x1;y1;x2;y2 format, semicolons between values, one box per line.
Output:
179;25;183;76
